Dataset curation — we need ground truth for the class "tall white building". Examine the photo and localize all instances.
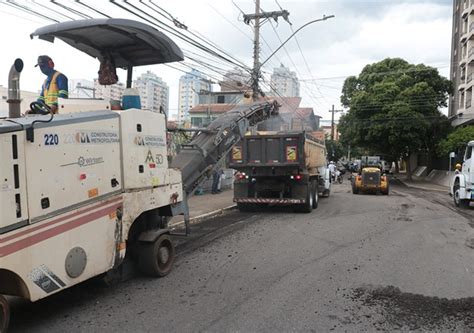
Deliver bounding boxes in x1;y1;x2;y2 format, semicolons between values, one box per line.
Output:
270;64;300;97
220;67;252;92
178;69;212;123
94;79;125;101
69;79;125;101
69;79;95;98
450;0;474;126
134;71;169;115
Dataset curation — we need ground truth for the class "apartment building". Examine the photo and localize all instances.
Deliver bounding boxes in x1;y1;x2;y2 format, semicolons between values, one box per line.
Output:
177;69;212;124
270;64;300;98
450;0;474;126
134;71;169;115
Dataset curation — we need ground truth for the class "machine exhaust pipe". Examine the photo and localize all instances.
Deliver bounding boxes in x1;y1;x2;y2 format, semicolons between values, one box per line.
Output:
7;58;24;118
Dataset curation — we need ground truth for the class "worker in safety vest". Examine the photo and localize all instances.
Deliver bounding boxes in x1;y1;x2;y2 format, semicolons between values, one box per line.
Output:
36;55;68;114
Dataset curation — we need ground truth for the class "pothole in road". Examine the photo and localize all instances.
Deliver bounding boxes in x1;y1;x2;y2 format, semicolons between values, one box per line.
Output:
348;285;474;331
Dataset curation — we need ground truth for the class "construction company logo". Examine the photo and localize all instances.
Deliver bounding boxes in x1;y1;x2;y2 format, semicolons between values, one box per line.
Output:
74;130;119;145
145;149;164;166
133;134;166;147
28;265;66;294
60;156;104;168
78;156;104;167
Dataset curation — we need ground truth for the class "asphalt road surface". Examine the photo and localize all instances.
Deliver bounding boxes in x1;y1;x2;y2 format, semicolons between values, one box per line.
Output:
9;180;474;332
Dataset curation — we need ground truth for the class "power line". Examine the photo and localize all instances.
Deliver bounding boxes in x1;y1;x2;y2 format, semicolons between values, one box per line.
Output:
50;0;92;19
299;64;451;82
109;0;250;72
143;1;250;71
75;0;111;18
31;0;75;21
2;0;58;22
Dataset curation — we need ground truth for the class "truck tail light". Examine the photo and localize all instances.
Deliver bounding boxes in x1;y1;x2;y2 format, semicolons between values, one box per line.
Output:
237;172;246;180
294;174;302;181
357;176;361;181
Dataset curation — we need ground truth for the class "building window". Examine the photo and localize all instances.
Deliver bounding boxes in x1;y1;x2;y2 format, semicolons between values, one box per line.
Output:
217;95;225;103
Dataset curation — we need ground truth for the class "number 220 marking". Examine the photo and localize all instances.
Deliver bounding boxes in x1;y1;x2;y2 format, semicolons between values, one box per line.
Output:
44;134;59;146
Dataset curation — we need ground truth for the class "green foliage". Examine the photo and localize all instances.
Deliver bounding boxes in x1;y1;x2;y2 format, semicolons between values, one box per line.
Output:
339;57;452;163
326;139;345;161
438;126;474;156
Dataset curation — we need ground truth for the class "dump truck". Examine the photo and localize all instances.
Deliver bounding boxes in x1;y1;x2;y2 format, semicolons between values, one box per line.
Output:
449;140;474;208
352;156;389;195
0;19;279;332
229;131;330;213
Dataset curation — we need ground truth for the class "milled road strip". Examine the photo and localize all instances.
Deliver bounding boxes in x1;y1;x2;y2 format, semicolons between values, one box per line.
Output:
169;204;237;228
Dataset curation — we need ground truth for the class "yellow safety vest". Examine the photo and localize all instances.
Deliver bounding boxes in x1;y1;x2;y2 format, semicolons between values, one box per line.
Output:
42;71;61;106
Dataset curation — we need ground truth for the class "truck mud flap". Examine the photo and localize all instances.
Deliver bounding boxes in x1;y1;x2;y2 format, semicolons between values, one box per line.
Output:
234;198;304;204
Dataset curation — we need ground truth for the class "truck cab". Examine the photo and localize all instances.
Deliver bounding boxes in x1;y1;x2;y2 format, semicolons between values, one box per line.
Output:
450;140;474;208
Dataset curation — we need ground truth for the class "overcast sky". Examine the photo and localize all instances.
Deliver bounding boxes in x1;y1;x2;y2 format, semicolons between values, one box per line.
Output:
0;0;452;120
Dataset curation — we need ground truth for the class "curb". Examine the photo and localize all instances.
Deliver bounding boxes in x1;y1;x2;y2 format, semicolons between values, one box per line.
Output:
393;177;449;193
169;204;237;228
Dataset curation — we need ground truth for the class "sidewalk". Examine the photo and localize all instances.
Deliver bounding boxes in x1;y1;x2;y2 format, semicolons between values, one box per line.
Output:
169;189;236;227
393;174;450;193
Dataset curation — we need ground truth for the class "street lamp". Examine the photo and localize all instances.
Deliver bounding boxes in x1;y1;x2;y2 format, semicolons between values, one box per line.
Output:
259;15;335;69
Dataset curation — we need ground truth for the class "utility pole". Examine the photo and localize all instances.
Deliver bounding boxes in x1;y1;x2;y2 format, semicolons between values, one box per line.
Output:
243;0;291;101
329;105;343;141
251;0;261;101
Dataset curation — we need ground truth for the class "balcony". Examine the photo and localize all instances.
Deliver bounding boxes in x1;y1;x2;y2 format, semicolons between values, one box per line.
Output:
467;99;472;108
461;31;469;43
468;73;474;83
469;47;474;58
462;3;471;18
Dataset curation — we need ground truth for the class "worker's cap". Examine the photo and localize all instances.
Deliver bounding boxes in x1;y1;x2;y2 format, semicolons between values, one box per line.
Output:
35;55;52;67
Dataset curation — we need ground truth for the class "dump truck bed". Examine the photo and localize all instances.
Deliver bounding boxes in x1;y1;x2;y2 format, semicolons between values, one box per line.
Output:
229;131;326;175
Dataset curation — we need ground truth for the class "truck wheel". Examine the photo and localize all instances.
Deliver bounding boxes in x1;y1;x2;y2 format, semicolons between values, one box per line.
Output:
453;184;470;208
382;184;389;195
312;181;319;209
138;234;175;277
297;184;313;213
0;295;9;333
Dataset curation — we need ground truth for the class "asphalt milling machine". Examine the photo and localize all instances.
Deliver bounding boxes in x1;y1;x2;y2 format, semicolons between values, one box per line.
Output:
0;19;278;332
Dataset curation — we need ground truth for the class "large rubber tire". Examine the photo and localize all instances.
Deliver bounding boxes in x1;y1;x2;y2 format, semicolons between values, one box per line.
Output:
312;181;319;209
453;183;470;208
382;183;389;195
0;295;9;333
297;183;313;213
138;234;175;277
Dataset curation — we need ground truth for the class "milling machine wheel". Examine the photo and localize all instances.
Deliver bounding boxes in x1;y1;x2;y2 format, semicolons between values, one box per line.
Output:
138;234;175;277
0;295;9;333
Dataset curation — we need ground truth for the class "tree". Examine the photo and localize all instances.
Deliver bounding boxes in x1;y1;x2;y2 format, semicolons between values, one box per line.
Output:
438;126;474;157
339;58;452;180
325;138;345;161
